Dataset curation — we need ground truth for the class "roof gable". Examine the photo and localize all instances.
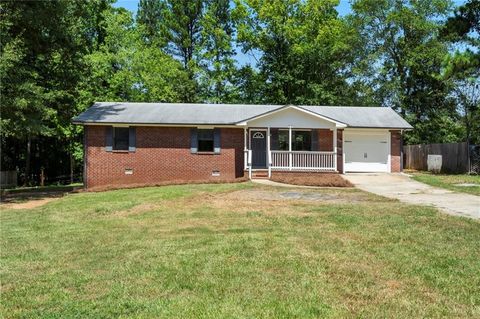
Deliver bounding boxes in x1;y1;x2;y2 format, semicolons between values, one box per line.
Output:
237;105;347;128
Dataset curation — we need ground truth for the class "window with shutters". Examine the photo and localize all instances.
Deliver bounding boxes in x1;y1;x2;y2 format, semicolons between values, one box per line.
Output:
198;129;214;152
113;127;129;150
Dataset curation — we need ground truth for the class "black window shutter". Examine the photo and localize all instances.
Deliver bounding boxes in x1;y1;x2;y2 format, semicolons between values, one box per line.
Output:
311;129;319;151
190;128;198;153
129;127;136;152
213;128;221;154
105;126;113;152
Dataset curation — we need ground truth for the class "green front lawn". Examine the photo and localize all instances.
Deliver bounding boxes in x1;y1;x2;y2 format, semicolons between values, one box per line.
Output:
409;171;480;195
1;183;479;318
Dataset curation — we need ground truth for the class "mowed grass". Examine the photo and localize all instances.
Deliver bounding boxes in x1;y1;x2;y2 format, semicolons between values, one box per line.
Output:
1;182;479;318
410;171;480;195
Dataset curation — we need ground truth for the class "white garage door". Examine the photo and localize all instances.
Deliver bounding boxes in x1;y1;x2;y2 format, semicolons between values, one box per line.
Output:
344;131;390;172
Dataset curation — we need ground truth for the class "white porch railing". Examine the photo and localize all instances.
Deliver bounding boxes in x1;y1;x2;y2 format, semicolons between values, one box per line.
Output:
270;151;336;171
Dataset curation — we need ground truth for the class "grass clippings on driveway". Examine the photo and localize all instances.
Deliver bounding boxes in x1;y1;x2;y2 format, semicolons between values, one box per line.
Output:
1;182;479;318
409;171;480;195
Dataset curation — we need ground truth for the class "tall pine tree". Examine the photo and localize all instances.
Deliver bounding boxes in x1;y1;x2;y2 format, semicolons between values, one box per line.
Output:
199;0;237;103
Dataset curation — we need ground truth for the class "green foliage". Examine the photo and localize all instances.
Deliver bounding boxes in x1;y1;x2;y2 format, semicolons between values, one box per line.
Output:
442;0;480;46
137;0;164;43
441;51;480;144
82;7;191;103
232;65;265;103
159;0;204;69
234;0;361;105
440;0;480;144
199;0;238;103
350;0;456;144
0;0;105;183
137;0;205;102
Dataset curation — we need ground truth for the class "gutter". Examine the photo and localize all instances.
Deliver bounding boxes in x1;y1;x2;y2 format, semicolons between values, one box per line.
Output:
71;121;241;127
346;126;413;130
72;121;413;131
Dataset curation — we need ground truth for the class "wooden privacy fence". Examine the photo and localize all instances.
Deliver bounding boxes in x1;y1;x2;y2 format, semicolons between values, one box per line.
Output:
403;142;469;173
0;171;18;188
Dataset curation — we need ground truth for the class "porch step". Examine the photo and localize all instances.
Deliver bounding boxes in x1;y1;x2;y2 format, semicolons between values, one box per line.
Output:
251;170;269;179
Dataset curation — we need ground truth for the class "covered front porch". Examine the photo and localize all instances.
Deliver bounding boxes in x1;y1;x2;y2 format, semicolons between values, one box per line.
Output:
243;126;340;178
237;104;347;179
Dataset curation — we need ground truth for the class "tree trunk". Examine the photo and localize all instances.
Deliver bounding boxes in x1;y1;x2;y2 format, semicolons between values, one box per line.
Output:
24;136;31;186
70;147;74;185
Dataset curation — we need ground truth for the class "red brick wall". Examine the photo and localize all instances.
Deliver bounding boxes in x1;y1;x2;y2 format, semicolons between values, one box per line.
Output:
316;129;341;172
318;129;333;151
390;130;402;172
85;126;245;189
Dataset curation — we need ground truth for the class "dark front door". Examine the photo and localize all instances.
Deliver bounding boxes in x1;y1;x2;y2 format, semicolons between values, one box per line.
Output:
251;130;267;168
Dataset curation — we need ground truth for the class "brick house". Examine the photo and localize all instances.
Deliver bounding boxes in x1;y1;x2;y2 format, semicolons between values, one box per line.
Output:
73;103;412;189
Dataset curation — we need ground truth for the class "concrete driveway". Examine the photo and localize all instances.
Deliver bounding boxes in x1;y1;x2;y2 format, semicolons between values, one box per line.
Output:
344;173;480;220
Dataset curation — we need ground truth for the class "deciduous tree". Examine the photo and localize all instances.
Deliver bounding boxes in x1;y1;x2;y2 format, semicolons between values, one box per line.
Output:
350;0;455;143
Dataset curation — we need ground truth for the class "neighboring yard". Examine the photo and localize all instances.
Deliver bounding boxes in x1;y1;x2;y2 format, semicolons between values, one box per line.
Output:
409;171;480;195
1;182;479;318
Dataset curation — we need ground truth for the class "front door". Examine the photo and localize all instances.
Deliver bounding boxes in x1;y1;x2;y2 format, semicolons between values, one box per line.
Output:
251;130;267;168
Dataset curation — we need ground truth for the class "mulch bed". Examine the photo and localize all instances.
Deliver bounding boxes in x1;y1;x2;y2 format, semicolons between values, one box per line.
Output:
270;172;353;187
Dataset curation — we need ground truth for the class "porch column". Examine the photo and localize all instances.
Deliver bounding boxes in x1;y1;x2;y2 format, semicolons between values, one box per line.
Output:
244;127;248;170
267;127;271;178
288;126;292;170
244;127;247;150
333;127;337;171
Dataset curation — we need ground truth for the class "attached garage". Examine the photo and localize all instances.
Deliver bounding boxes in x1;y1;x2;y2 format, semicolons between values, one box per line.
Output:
344;130;390;173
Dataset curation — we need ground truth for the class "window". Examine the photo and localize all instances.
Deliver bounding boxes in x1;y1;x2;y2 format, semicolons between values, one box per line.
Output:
278;130;289;150
292;130;311;151
252;132;264;139
198;129;214;152
113;127;129;150
273;129;311;151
